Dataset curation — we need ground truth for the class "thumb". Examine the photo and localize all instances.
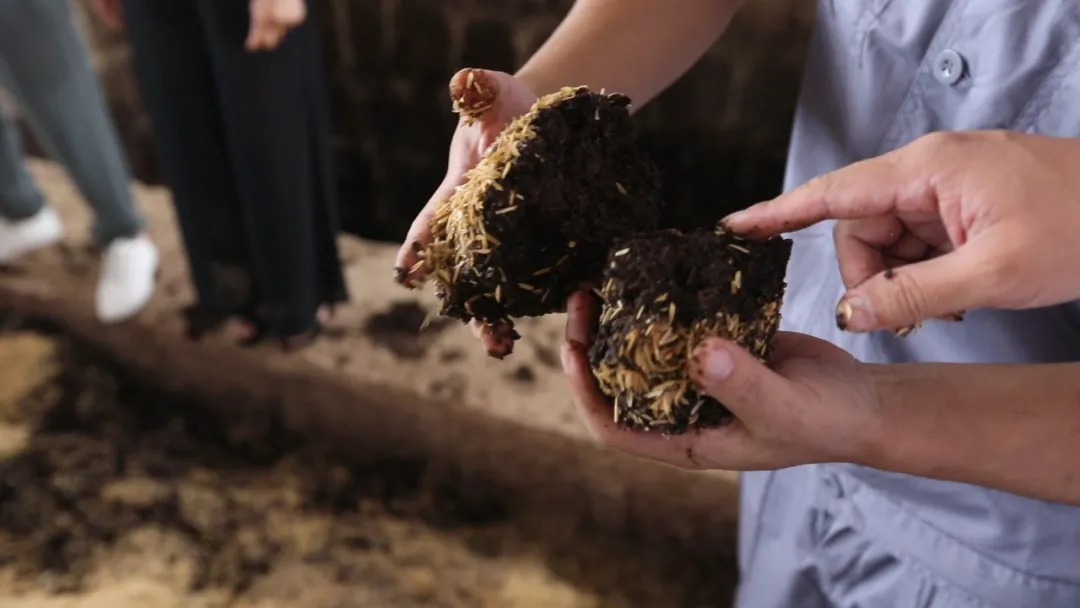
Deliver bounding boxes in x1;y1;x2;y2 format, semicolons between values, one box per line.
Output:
396;69;527;285
836;246;990;333
689;338;794;423
448;68;520;125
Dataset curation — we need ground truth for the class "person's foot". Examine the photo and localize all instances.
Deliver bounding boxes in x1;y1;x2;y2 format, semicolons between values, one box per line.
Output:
233;306;331;350
0;207;63;265
95;234;159;324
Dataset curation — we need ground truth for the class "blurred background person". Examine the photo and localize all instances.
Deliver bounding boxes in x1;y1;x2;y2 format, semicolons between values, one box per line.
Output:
91;0;348;350
0;0;158;324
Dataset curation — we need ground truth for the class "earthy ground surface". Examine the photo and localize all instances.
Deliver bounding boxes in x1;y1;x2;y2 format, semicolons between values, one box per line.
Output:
0;324;737;606
4;160;737;484
8;161;595;442
0;161;741;605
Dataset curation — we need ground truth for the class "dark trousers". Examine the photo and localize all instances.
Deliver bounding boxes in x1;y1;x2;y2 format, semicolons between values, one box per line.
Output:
121;0;347;335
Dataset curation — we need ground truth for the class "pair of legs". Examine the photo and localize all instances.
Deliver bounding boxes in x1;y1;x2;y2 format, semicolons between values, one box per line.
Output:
0;0;157;323
121;0;347;348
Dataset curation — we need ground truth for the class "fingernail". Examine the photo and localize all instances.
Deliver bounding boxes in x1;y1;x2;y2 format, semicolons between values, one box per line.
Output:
937;310;966;322
722;210;748;227
691;340;734;383
835;294;874;331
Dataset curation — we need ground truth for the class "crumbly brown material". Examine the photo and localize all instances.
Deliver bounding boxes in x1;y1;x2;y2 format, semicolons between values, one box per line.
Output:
589;226;793;435
412;85;664;347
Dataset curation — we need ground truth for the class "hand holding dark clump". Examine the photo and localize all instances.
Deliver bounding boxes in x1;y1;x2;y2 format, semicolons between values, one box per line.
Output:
396;70;664;359
724;131;1080;335
395;69;539;358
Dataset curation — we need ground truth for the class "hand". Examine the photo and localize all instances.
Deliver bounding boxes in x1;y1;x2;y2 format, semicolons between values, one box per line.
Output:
394;69;539;358
246;0;306;52
724;131;1080;333
559;291;883;470
90;0;124;30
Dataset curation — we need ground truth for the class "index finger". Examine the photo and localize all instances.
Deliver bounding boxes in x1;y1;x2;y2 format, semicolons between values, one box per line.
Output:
722;150;931;239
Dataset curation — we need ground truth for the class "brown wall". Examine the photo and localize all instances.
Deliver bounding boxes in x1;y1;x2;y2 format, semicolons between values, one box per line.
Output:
75;0;814;242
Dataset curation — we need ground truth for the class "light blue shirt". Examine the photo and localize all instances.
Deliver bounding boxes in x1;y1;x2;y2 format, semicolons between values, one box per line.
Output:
739;2;1080;606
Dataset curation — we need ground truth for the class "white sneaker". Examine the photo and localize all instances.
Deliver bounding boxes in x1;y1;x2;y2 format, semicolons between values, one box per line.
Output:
95;234;159;324
0;207;63;264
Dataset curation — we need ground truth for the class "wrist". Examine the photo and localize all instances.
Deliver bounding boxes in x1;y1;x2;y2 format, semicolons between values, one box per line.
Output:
844;363;924;470
850;362;991;478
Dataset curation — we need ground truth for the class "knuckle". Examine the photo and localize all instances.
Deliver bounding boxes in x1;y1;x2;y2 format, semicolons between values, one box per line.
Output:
804;173;837;199
886;269;933;321
909;132;971;170
720;374;763;415
916;131;963;156
976;249;1024;304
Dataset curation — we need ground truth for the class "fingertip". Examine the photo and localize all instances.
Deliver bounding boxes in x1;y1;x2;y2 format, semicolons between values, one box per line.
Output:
719;207;756;232
393;251;428;288
449;68;500;120
840;253;976;333
472;320;518;359
689;337;738;386
691;336;737;357
485;335;515;359
835;292;878;333
565;289;595;313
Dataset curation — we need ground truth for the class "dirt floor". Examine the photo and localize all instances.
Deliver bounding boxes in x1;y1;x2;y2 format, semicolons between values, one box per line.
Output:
0;160;742;606
5;159;739;478
8;159;591;442
0;319;739;607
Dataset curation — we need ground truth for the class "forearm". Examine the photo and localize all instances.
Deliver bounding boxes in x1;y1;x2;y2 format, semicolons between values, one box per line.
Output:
515;0;745;110
862;363;1080;505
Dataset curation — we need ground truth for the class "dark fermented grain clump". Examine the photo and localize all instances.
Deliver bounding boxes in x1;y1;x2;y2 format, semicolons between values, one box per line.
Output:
413;85;664;348
589;226;793;435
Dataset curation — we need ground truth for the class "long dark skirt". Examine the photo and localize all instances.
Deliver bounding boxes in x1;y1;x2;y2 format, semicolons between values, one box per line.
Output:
121;0;347;338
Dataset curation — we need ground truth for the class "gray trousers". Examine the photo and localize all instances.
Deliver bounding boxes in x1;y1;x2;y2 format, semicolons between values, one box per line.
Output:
0;0;143;245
